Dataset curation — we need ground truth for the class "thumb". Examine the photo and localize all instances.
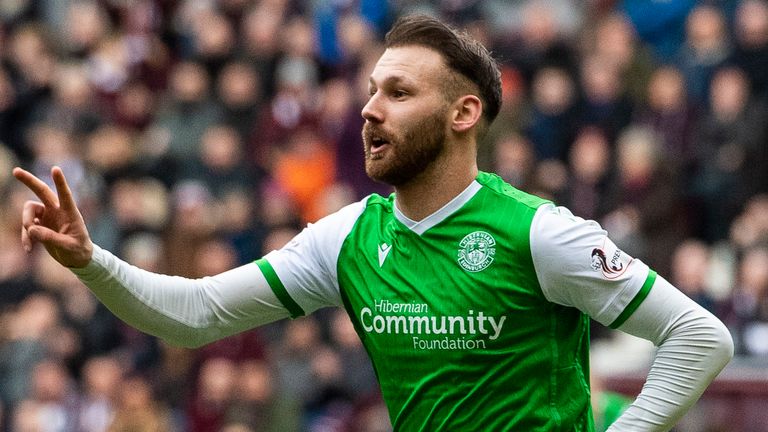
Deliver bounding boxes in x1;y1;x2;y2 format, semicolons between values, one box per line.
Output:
27;224;70;246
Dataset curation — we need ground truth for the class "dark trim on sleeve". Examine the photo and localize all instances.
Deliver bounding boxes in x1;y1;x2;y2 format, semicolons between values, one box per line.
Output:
255;258;305;319
609;269;657;329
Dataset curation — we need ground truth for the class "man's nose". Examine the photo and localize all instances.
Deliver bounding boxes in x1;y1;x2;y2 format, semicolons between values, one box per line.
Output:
361;92;383;123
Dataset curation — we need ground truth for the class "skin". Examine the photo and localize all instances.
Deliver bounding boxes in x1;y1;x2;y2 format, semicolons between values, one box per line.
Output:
362;46;482;220
13;166;93;268
14;45;483;268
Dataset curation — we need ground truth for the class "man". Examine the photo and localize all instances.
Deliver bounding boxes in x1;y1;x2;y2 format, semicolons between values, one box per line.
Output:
14;15;732;431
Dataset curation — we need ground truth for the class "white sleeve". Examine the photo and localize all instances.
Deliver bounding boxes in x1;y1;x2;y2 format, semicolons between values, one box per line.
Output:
607;276;733;431
530;203;733;430
70;245;291;348
259;198;366;316
69;198;366;348
531;203;653;327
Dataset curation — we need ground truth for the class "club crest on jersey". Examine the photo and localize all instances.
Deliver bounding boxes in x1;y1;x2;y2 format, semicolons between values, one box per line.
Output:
590;240;632;279
458;231;496;272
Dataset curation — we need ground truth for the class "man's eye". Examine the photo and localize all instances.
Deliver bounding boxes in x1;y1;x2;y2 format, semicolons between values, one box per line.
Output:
393;90;407;98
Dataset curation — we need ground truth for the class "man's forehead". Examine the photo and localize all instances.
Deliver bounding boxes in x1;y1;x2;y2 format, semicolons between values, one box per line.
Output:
369;46;446;84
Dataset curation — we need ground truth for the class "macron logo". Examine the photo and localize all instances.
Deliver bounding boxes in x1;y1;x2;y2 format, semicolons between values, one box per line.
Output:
378;243;392;267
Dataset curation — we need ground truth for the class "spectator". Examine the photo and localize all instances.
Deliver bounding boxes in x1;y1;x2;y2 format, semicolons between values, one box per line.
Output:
576;54;634;141
272;128;336;223
674;4;731;106
634;65;698;177
188;357;237;432
492;133;537;192
60;1;111;58
216;61;264;143
588;12;655;105
729;194;768;252
602;126;687;276
481;66;529;171
20;359;79;432
108;375;172;432
182;124;257;197
111;81;157;131
723;247;768;356
151;61;222;164
691;66;767;241
187;8;237;77
501;0;578;82
562;127;612;221
77;356;124;432
731;0;768;102
670;239;718;313
0;294;58;408
226;359;301;432
525;66;577;161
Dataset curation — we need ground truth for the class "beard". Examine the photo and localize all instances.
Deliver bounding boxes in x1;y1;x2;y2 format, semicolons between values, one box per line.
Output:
362;109;447;187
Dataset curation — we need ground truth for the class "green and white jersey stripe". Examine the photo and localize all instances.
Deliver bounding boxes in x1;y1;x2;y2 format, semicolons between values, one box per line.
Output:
260;171;654;431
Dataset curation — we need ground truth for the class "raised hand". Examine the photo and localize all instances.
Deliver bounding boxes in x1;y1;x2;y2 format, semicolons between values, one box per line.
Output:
13;166;93;268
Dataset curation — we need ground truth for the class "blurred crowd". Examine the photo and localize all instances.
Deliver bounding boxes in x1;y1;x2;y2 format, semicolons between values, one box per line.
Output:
0;0;768;431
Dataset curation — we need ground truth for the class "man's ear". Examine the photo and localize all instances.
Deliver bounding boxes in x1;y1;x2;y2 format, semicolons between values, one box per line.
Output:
451;95;483;133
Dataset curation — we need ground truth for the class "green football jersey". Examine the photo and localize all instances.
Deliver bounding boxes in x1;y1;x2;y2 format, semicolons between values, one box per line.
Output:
258;172;654;431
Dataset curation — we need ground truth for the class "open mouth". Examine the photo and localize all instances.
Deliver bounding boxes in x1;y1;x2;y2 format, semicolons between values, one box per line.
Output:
370;134;391;154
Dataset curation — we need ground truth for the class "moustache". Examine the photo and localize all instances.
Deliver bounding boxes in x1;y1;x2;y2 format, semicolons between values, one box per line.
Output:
363;123;396;145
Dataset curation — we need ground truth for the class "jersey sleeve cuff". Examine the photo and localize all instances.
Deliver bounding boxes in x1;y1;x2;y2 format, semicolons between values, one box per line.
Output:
255;258;306;319
69;244;108;279
608;269;657;329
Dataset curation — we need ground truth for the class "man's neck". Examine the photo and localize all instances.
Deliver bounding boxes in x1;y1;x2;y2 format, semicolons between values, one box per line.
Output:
394;156;478;222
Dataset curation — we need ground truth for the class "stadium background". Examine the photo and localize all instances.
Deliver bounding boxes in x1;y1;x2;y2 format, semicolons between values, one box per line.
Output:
0;0;767;431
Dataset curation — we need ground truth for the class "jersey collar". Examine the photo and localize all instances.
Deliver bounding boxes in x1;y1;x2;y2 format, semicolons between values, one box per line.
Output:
393;180;482;235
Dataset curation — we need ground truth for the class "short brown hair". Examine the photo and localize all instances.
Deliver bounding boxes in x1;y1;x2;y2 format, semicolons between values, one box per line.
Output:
384;14;502;126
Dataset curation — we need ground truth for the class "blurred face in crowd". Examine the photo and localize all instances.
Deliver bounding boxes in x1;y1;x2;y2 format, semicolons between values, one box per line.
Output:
580;55;621;103
217;62;260;108
736;0;768;46
532;67;575;115
361;46;452;186
594;14;636;68
671;240;710;293
170;62;210;103
64;1;109;52
648;66;686;111
710;68;749;119
569;128;610;184
686;5;726;51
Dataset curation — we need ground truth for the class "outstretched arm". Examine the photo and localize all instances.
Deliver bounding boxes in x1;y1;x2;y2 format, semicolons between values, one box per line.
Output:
71;245;291;348
13;167;291;347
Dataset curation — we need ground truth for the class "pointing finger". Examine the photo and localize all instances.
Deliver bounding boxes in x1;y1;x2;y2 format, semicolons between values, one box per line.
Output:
51;166;77;213
12;167;59;208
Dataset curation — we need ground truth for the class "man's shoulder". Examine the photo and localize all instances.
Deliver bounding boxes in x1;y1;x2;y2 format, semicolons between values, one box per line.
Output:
363;192;396;210
476;171;551;210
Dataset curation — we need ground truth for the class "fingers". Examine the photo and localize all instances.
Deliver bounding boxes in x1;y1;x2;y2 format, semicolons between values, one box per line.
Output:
21;201;45;227
12;167;59;208
27;223;70;247
51;166;77;213
20;201;45;252
21;224;31;253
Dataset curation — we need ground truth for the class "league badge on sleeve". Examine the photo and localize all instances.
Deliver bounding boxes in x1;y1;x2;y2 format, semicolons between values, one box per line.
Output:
589;239;633;279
